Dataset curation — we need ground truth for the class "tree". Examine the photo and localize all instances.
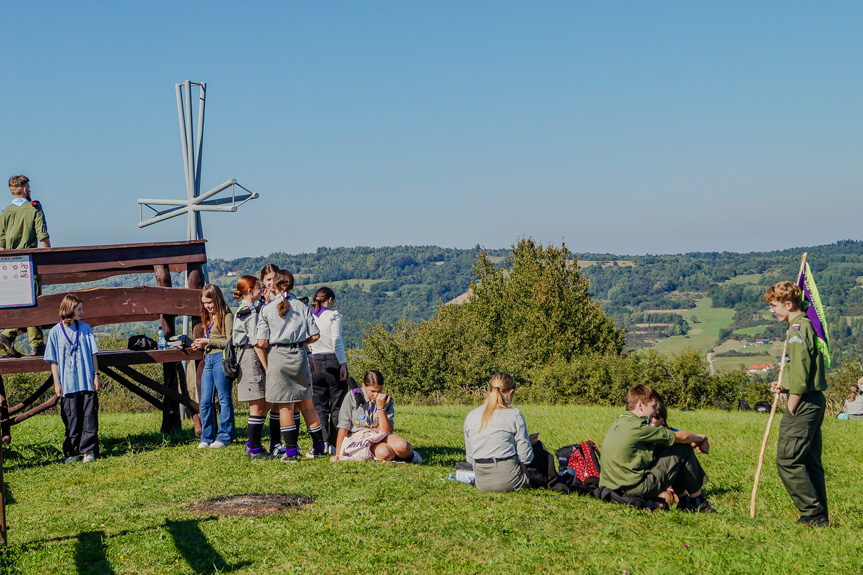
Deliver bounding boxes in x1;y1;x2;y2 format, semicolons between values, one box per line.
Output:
352;238;625;396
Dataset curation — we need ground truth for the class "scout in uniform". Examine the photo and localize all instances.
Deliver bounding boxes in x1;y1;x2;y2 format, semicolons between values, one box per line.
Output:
765;281;829;526
256;269;327;462
599;384;714;512
0;175;51;357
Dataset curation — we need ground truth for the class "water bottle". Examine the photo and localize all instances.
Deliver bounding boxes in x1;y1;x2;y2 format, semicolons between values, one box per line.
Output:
157;327;167;350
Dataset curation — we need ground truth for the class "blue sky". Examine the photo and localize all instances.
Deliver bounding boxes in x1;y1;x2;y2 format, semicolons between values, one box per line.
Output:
2;2;862;259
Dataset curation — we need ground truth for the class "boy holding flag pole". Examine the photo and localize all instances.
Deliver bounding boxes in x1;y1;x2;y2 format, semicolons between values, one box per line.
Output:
751;253;830;525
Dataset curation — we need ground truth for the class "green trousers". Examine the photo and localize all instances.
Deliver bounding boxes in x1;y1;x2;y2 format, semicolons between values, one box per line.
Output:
1;275;43;348
623;443;708;499
777;392;828;518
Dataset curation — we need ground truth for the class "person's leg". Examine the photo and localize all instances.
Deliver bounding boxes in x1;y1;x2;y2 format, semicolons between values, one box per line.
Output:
371;442;396;461
279;404;300;460
383;434;413;460
327;358;347;445
61;395;80;459
297;398;326;456
777;398;825;518
210;354;235;444
79;391;99;457
199;354;217;444
247;398;268;451
311;361;330;443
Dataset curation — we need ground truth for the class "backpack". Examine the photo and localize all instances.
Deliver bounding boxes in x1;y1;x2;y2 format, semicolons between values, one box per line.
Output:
566;440;602;488
223;306;257;381
128;335;157;351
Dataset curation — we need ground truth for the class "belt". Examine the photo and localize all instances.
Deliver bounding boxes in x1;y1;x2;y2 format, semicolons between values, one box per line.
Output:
271;342;304;349
474;455;517;464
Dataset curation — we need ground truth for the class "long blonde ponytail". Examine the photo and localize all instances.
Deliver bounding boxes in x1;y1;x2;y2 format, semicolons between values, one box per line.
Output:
479;372;515;431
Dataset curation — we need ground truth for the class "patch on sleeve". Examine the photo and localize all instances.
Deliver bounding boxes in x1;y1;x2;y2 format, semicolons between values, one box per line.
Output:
791;324;801;330
788;335;806;345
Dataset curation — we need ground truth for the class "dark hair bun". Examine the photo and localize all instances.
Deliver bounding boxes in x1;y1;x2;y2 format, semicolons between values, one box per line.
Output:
232;289;243;300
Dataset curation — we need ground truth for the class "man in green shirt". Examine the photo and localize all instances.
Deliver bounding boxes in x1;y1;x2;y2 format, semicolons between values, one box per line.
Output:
599;384;714;512
765;281;829;527
0;175;51;357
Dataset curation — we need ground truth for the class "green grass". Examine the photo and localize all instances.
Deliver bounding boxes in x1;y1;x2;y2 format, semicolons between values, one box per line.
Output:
3;407;860;574
732;326;771;336
654;298;735;356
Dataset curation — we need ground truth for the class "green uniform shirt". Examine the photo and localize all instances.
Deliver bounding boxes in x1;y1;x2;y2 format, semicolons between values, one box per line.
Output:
0;198;49;249
782;314;828;395
598;412;675;491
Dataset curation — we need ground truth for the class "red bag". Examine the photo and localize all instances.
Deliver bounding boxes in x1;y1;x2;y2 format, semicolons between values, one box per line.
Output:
567;440;601;488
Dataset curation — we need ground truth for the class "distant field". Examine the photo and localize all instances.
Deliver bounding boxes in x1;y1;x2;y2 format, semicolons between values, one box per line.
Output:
723;273;764;285
296;278;386;293
654;298;735;355
712;355;775;372
733;326;771;336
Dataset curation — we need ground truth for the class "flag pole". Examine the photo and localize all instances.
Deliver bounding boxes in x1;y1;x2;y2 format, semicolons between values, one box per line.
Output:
750;252;808;518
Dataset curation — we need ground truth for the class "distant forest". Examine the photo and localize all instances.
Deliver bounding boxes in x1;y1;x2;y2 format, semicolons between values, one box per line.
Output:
48;240;863;367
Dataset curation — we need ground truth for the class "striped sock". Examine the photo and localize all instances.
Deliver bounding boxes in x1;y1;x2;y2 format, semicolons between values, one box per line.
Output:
281;425;299;454
269;413;281;450
307;423;325;451
247;416;265;450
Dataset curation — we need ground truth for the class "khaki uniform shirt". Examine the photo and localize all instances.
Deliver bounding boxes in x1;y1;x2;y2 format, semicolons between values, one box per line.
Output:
0;198;49;249
782;314;828;395
598;412;675;491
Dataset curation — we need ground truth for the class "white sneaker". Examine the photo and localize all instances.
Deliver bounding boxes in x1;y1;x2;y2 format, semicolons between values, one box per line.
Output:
82;453;95;463
328;444;336;455
210;441;226;449
197;441;210;449
64;455;82;463
410;451;423;464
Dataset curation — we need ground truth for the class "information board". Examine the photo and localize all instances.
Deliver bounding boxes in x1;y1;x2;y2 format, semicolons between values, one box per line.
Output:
0;255;35;308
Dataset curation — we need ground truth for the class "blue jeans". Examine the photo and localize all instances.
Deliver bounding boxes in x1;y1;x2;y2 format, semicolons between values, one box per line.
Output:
200;352;235;444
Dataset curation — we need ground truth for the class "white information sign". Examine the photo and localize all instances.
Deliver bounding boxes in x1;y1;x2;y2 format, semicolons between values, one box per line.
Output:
0;255;35;308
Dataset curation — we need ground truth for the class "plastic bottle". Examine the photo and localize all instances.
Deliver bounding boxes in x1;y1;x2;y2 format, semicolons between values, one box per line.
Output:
157;327;167;350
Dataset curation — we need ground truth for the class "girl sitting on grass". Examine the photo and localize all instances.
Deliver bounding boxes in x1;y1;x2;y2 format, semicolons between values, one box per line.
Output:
44;294;100;463
330;370;421;463
191;285;235;449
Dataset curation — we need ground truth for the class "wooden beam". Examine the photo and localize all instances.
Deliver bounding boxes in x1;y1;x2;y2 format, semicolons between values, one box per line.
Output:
113;365;199;414
8;393;59;425
6;374;53;417
0;286;201;329
100;367;165;411
0;348;202;376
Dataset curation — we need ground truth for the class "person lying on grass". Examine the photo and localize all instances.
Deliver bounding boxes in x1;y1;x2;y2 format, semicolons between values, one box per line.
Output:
329;370;421;464
599;384;715;512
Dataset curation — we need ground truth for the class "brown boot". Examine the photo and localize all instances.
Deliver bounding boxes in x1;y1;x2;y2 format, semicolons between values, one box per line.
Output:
0;335;21;358
29;343;46;356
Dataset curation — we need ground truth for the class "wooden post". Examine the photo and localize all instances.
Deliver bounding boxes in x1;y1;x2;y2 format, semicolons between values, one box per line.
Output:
0;375;7;547
154;265;182;434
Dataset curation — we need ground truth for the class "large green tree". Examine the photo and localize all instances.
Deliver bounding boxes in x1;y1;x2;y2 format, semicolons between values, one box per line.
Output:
352;238;625;396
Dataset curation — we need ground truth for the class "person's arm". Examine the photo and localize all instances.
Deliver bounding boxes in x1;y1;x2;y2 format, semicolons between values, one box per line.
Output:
375;394;393;435
51;363;61;396
331;313;348;380
674;429;709;453
773;320;814;415
92;354;100;391
254;345;268;372
514;411;534;464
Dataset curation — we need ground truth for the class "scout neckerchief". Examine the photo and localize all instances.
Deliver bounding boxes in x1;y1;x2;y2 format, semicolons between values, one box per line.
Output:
61;320;81;355
352;389;379;429
312;305;329;318
205;322;214;337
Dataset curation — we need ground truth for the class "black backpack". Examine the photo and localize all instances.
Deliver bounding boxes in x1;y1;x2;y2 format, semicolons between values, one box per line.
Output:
222;306;257;381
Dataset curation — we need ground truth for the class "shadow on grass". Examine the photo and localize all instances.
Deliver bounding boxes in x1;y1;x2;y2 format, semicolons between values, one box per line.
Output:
75;530;115;575
416;445;467;467
165;518;251;574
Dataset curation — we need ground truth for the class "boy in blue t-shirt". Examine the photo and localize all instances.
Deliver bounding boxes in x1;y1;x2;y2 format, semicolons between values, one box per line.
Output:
44;294;100;463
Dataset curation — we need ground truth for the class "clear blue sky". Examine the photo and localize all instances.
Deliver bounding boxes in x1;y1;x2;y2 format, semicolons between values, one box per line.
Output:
2;2;862;259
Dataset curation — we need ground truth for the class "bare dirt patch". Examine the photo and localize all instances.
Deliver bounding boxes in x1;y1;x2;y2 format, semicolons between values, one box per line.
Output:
190;494;313;517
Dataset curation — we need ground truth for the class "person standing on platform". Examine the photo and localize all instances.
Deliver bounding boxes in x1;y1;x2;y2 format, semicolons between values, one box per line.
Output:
0;175;51;357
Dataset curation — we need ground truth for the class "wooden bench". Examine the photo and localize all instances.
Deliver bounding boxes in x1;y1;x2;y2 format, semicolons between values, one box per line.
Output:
0;240;211;443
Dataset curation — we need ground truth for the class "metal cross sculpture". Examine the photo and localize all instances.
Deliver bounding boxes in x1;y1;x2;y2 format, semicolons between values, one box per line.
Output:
137;81;258;285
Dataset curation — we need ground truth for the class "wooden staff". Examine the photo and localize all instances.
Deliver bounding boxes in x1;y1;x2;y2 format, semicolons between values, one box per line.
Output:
750;252;807;518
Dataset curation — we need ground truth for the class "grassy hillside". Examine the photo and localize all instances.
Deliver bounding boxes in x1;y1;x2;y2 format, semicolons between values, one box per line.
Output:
4;408;861;574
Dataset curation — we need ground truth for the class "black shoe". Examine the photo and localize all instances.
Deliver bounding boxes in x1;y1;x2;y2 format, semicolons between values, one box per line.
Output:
0;335;21;358
28;343;45;356
797;513;829;527
678;495;716;513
